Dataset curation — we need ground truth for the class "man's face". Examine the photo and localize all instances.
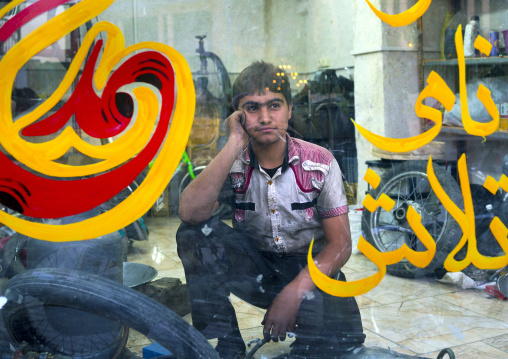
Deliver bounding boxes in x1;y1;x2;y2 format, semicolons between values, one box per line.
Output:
237;91;292;147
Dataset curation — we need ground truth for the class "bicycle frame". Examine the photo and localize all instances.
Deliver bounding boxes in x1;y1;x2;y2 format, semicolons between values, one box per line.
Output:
169;150;195;180
181;150;196;179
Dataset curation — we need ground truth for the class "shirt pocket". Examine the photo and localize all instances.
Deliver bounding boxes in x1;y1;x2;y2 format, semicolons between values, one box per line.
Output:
290;197;317;221
234;201;256;223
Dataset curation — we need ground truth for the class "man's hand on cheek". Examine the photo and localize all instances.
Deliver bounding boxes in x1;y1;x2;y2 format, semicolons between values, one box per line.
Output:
261;286;301;342
225;110;249;144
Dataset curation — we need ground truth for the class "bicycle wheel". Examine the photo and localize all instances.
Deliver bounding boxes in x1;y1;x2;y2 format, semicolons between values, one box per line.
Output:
178;166;231;219
2;268;219;359
362;161;463;278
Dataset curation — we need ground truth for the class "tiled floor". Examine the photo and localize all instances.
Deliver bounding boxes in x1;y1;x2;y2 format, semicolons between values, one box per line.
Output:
126;216;508;359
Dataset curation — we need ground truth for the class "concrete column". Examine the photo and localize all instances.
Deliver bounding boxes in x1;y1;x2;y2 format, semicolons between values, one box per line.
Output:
352;0;422;203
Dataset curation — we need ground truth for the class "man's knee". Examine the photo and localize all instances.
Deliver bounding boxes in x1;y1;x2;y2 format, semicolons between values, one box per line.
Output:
176;217;234;263
176;218;215;248
176;221;197;249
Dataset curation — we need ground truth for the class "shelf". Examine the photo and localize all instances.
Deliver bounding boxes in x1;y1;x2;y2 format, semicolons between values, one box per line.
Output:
436;126;508;140
423;56;508;67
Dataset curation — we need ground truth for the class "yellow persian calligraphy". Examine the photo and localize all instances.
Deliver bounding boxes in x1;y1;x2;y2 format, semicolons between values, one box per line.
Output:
364;0;432;27
362;193;394;213
0;0;195;241
352;71;455;153
308;237;386;297
427;155;508;271
364;168;381;189
483;175;508;195
381;205;436;266
455;25;499;137
310;166;438;297
1;14;162;177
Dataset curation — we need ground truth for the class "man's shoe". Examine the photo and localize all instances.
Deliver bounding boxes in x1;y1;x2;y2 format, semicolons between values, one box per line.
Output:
215;333;246;359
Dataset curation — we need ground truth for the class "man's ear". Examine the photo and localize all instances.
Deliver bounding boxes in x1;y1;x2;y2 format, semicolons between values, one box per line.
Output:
288;102;293;119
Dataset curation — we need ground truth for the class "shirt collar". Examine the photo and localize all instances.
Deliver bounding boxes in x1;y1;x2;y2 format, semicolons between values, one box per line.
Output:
240;134;299;172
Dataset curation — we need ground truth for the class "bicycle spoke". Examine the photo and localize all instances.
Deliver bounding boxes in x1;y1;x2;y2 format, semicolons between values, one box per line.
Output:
407;234;418;250
374;223;414;234
378;227;406;251
397;180;402;204
408;176;420;201
385;233;406;251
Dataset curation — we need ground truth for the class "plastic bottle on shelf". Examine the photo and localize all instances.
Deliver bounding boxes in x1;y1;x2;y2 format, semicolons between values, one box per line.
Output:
463;15;479;57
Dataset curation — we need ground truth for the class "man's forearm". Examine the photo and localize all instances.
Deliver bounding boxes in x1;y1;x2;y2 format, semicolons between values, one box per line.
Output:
286;240;351;301
178;136;245;224
285;214;352;301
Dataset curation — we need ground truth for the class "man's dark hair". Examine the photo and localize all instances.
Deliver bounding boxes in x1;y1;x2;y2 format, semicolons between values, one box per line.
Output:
232;61;292;110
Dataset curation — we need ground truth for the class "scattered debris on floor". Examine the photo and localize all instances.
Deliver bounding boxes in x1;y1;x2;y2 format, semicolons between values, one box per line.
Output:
135;277;191;316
